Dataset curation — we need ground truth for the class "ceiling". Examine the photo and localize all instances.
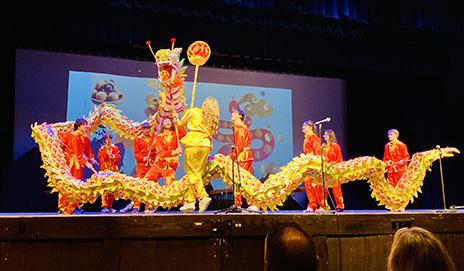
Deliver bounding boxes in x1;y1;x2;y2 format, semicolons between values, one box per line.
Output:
5;0;464;77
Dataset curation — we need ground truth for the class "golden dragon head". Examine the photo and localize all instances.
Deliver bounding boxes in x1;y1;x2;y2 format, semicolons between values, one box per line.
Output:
146;38;187;88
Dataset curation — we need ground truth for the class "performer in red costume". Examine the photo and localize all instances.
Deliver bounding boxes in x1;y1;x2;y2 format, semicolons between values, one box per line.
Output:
59;118;97;214
98;133;121;213
120;121;154;213
302;120;327;212
230;109;259;211
323;129;345;211
383;129;410;187
144;118;185;185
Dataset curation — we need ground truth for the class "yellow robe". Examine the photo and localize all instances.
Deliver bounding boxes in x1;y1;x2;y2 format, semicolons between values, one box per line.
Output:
180;108;215;202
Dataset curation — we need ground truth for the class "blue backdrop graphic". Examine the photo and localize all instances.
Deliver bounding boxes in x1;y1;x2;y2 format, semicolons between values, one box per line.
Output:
67;71;293;190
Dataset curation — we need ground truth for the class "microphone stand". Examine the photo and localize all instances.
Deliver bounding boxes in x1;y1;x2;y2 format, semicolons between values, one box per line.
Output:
433;145;464;212
437;146;447;210
214;146;262;214
435;145;456;212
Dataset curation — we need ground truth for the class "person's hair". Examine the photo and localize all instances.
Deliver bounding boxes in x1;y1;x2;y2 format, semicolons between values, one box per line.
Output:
264;224;319;271
302;120;314;129
324;129;337;144
140;120;152;129
74;118;88;131
388;129;399;136
387;227;456;271
201;97;220;134
233;108;246;121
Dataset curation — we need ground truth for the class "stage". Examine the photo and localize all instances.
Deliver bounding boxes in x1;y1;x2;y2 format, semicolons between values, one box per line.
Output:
1;209;463;271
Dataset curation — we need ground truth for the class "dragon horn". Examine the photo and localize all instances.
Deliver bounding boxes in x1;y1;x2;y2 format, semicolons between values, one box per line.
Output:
170;37;176;50
146;40;156;59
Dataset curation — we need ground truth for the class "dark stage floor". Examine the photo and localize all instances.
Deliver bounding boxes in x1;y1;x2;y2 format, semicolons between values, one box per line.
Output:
1;208;464;271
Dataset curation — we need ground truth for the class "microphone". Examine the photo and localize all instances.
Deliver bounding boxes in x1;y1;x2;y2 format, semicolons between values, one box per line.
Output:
436;145;442;158
314;117;331;125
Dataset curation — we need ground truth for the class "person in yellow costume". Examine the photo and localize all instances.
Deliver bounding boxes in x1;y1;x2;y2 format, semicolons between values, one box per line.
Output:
178;97;220;213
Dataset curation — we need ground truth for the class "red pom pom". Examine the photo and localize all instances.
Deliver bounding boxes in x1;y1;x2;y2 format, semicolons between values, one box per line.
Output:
146;40;151;45
170;37;176;43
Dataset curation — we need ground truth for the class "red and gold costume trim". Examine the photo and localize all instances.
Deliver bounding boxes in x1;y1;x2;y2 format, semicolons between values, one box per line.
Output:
383;141;410;187
303;133;327;211
231;121;254;206
145;127;186;185
324;142;344;209
98;143;121;208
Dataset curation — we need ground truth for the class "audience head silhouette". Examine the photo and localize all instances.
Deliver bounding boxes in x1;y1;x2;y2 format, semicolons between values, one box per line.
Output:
387;226;456;271
264;224;319;271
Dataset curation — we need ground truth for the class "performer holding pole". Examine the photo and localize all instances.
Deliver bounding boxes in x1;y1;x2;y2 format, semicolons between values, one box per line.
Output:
172;40;216;213
301;120;326;212
98;133;121;213
230;109;259;211
383;129;410;187
170;102;182;159
58;118;98;214
120;121;155;213
144;118;185;186
178;97;220;213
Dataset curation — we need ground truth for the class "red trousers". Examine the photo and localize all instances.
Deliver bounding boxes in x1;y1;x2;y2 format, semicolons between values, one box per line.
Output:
144;159;178;185
304;179;328;211
234;160;253;207
101;193;115;209
387;172;403;187
331;184;344;209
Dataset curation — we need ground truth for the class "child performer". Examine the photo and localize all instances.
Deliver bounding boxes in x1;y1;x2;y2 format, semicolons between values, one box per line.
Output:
98;133;121;213
323;129;345;211
59;118;97;214
383;129;410;187
119;121;155;213
230;109;259;211
302;120;326;212
144;118;185;185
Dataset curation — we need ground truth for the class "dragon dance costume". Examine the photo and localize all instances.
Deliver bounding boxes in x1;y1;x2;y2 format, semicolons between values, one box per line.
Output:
58;130;94;214
31;103;459;214
144;126;186;185
231;120;254;206
30;37;460;214
98;143;121;210
324;142;344;209
130;131;155;209
180;107;215;207
133;133;155;178
303;133;327;211
383;140;410;187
